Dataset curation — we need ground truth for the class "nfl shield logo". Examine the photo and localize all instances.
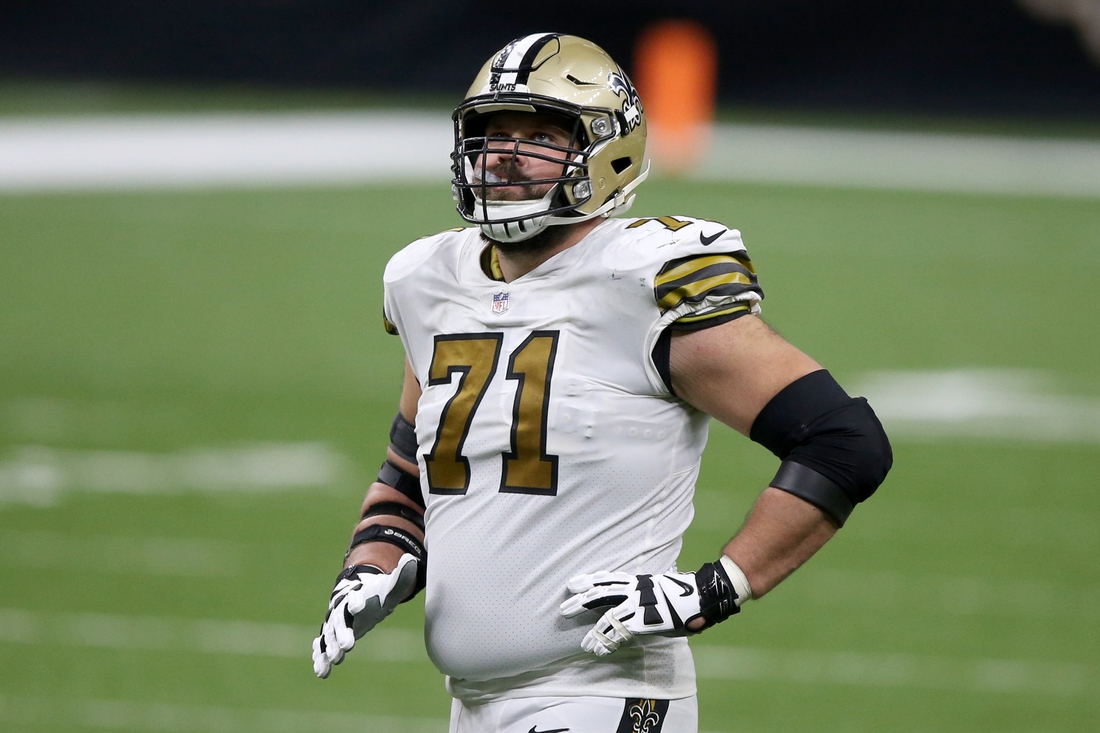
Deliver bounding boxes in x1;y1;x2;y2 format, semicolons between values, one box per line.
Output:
492;291;510;315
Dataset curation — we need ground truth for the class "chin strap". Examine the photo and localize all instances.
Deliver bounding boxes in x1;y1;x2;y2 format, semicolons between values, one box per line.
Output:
473;161;652;243
472;188;557;243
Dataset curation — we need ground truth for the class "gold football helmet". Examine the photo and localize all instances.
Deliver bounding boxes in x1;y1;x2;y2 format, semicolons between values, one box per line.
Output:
452;33;649;243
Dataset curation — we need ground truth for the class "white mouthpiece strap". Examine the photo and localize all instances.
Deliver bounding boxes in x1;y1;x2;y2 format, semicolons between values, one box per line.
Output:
719;555;753;606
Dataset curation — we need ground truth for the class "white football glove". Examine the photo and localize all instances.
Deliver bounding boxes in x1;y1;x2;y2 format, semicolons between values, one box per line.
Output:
311;553;419;678
559;557;750;656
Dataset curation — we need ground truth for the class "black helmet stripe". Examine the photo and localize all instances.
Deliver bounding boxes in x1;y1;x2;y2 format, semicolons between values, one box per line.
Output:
493;33;561;87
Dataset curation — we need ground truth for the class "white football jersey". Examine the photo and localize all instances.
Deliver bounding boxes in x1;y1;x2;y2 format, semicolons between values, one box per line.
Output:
382;216;762;704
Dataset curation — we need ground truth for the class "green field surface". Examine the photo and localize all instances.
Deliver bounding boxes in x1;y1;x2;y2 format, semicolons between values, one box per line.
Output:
0;79;456;117
1;179;1098;733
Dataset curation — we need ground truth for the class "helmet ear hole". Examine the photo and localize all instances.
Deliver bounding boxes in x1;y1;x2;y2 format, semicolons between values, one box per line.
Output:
611;157;632;175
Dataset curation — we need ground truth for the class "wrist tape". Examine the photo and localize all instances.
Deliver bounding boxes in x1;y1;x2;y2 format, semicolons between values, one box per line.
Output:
719;555;753;605
694;556;752;629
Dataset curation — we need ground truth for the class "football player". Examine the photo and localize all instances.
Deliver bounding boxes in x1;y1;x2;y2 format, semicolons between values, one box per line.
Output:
312;33;892;733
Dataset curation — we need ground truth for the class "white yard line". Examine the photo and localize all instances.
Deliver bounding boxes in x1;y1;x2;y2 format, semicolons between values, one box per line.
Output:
0;608;1093;697
0;608;425;662
851;368;1100;443
0;112;453;190
0;531;242;576
0;442;351;506
2;112;1099;197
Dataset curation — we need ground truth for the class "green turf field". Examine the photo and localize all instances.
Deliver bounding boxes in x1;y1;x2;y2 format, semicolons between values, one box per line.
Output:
1;177;1098;733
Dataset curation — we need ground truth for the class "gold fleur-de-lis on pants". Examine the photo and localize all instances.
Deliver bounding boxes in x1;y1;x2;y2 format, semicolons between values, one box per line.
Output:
629;699;662;733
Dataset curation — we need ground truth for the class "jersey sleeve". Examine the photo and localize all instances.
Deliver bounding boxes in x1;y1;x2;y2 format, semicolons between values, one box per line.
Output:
381;234;434;341
382;308;399;335
382;227;477;341
382;275;404;337
652;225;764;332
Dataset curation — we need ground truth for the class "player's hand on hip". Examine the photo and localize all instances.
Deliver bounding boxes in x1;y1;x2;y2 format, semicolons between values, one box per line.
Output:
559;559;747;656
311;553;419;678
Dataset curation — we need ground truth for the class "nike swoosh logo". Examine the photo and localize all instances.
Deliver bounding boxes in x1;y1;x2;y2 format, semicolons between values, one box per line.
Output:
528;728;570;733
668;576;695;597
699;228;727;246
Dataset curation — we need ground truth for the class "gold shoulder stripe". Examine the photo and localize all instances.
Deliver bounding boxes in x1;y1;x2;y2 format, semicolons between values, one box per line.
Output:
654;253;758;310
657;271;754;311
655;254;753;287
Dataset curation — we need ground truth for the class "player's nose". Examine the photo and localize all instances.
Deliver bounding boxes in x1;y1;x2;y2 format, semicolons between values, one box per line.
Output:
483;150;514;170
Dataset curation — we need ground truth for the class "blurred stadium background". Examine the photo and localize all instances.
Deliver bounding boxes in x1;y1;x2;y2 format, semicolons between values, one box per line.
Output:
1;2;1099;732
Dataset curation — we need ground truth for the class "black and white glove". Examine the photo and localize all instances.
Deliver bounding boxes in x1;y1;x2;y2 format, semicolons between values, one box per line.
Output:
311;553;419;678
559;556;752;656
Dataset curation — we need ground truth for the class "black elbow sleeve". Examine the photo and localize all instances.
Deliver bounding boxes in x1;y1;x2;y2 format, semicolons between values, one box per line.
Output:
380;411;425;509
389;412;418;465
749;369;892;527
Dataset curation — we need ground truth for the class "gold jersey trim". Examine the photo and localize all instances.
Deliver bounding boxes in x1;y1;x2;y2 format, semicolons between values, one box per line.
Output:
480;244;506;282
383;312;399;335
654;252;760;313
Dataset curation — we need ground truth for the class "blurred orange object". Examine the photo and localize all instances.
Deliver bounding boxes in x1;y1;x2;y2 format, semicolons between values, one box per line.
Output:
633;20;718;175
